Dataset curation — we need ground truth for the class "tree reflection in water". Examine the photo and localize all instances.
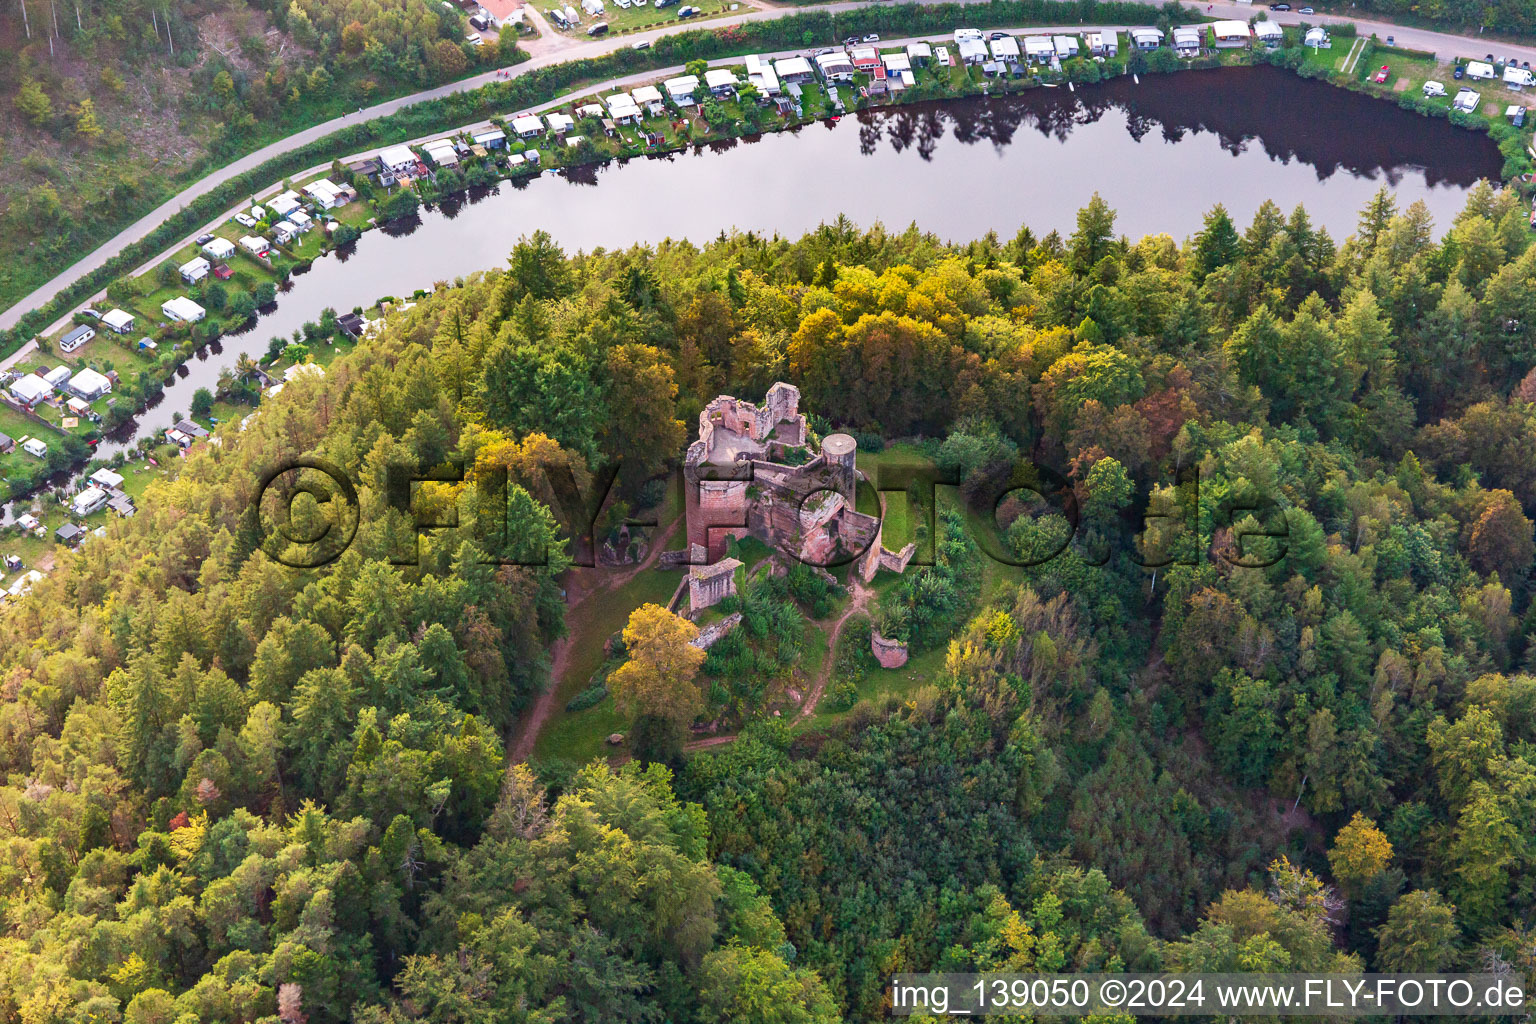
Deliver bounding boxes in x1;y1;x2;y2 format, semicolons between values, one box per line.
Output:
853;65;1498;187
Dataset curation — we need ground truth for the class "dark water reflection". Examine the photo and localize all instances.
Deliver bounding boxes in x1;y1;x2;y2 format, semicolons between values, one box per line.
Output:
856;65;1499;189
90;64;1501;461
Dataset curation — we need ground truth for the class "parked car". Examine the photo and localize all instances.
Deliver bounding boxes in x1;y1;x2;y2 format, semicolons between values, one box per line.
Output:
81;308;101;319
989;31;1007;39
1386;35;1394;45
466;31;484;44
1454;64;1465;78
234;213;257;228
842;35;858;45
615;0;631;7
861;33;879;41
814;46;835;55
195;233;215;246
1373;64;1389;83
586;20;607;34
1486;52;1495;60
1297;5;1313;11
1269;3;1290;9
676;5;697;16
632;38;650;47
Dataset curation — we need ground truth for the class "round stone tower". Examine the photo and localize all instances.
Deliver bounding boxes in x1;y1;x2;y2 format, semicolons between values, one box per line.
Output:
821;433;857;471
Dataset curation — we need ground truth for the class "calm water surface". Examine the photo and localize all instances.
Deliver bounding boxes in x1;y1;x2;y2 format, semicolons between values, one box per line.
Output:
94;64;1505;459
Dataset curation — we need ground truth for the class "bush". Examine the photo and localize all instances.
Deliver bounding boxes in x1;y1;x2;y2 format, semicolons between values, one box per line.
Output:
565;683;609;712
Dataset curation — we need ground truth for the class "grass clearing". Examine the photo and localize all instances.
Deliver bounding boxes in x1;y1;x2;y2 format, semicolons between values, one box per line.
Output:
532;562;686;765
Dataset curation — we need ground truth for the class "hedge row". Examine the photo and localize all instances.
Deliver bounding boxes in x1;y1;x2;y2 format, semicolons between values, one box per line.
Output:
0;0;1191;356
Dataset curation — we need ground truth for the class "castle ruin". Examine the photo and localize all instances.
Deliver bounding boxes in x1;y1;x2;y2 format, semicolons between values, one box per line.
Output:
683;383;909;589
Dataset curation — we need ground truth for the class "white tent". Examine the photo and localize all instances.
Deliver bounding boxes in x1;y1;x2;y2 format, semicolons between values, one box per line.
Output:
102;308;135;333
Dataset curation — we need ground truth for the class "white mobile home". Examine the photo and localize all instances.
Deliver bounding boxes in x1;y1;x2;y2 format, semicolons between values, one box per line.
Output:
664;75;700;104
632;85;666;114
8;375;50;407
1465;60;1495;80
304;178;347;209
772;58;814;87
59;325;94;354
268;191;302;218
990;35;1021;60
1211;20;1252;47
1130;27;1164;50
72;486;109;517
816;52;856;79
1053;34;1080;58
705;68;739;96
180;256;211;284
1024;35;1054;62
745;55;780;95
380;144;419;174
1087;31;1118;56
607;92;642;123
161;296;206;323
955;31;989;64
423;139;460;166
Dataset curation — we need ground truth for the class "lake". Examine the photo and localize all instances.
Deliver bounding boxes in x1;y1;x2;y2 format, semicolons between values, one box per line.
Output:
90;63;1507;460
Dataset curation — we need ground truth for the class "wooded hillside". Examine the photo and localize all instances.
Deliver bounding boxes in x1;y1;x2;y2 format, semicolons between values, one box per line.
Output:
1;188;1534;1021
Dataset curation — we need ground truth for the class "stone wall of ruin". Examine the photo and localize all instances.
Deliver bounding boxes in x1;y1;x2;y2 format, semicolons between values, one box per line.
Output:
871;629;909;668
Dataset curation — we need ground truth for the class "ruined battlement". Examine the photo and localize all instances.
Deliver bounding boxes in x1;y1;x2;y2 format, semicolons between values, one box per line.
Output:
681;384;912;581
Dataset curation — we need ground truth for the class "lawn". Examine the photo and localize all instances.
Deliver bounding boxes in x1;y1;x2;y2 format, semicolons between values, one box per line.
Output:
531;564;685;765
798;611;948;732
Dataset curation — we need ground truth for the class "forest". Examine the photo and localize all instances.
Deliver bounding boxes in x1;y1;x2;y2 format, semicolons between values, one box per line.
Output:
0;0;512;308
0;184;1534;1022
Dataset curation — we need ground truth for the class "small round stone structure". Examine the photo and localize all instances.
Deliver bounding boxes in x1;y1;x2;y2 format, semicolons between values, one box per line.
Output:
822;432;857;470
871;629;909;669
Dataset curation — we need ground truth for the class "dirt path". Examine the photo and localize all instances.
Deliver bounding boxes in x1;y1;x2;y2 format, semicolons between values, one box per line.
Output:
509;514;683;763
681;575;874;752
794;578;872;723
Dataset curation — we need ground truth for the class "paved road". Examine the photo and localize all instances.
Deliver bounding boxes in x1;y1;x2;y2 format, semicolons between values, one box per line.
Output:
2;0;1525;333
